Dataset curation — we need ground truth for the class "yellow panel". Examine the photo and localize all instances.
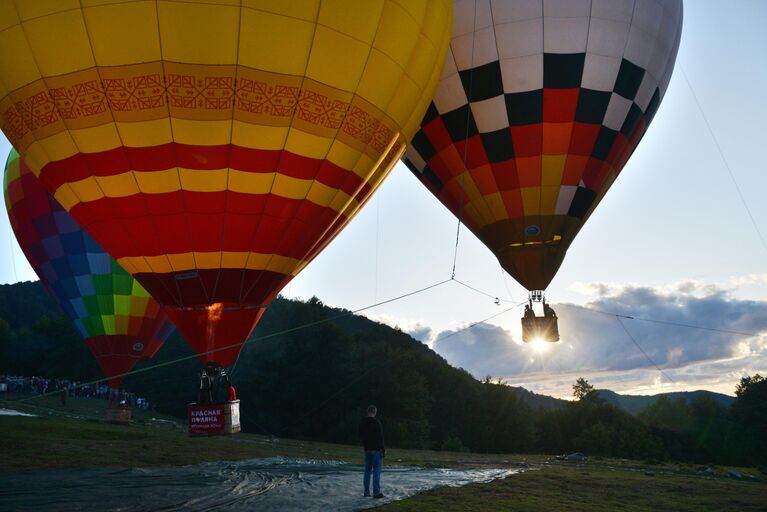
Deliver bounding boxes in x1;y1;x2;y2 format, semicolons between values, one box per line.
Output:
69;176;105;203
69;123;122;154
351;152;376;179
405;34;439;90
266;255;302;275
469;197;492;227
170;118;231;146
157;1;239;64
541;155;567;186
119;257;138;274
373;1;419;68
329;193;356;214
521;187;541;216
305;181;338;207
179;168;228;192
356;49;404;114
147;254;174;274
242;0;320;21
402;98;429;140
485;192;507;222
81;0;137;6
14;0;79;19
383;76;420;129
22;9;95;76
271;174;311;200
0;2;19;32
306;25;370;93
228;170;275;195
116;118;173;148
168;252;195;272
238;7;316;75
23;142;52;175
421;0;452;46
325;140;361;173
318;0;383;45
37;131;80;162
242;252;301;274
396;0;427;23
131;280;150;297
464;203;483;228
53;183;81;211
134;169;181;194
284;128;332;160
0;26;41;91
221;251;248;269
83;1;161;66
243;252;269;270
194;251;221;269
95;171;140;198
540;186;559;215
231;122;288;151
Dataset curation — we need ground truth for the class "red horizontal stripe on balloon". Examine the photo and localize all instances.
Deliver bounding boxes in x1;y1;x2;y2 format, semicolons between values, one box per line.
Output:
40;144;369;200
71;191;348;260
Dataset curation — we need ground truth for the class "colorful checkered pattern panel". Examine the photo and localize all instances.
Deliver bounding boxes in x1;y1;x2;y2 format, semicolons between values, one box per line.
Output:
404;0;682;290
4;150;174;384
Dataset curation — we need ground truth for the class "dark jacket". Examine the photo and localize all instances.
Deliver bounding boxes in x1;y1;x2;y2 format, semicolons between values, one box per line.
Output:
359;416;384;451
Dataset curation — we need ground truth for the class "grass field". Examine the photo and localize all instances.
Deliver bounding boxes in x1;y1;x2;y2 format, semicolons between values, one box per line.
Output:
2;394;765;511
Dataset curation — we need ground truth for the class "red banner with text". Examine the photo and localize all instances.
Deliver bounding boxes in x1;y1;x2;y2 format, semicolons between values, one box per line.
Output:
188;404;224;434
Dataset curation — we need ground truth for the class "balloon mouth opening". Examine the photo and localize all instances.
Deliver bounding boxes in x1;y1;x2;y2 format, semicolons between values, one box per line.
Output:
164;303;267;368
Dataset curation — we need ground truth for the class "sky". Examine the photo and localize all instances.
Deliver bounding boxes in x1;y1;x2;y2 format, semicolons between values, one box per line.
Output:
2;0;766;399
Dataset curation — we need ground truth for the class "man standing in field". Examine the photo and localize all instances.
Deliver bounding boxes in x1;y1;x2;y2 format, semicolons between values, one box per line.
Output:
359;404;385;498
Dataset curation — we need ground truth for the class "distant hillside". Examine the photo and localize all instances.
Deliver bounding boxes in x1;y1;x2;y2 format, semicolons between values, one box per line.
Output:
509;386;568;410
595;389;736;416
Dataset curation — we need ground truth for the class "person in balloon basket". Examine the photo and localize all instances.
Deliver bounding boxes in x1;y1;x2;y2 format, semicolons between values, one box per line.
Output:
359;405;385;498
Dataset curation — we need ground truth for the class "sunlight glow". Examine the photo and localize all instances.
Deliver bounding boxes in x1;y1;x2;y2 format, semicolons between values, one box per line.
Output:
528;337;551;353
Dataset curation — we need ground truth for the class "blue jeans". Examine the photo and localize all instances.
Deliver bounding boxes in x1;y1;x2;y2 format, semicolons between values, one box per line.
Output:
363;450;382;496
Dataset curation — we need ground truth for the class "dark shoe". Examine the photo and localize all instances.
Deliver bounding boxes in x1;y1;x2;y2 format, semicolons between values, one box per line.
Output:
363;494;371;497
374;494;385;499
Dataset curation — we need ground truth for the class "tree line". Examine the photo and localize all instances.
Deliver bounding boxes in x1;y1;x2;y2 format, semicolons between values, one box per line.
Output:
1;281;764;466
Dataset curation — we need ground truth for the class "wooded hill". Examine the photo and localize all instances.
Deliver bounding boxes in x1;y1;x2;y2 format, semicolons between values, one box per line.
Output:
1;281;764;466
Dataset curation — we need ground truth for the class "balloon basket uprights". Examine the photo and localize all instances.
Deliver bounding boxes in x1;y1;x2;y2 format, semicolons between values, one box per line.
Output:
188;363;241;436
521;291;560;343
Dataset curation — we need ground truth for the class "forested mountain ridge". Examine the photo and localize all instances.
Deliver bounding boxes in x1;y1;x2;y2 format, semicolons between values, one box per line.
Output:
595;389;736;416
1;280;765;466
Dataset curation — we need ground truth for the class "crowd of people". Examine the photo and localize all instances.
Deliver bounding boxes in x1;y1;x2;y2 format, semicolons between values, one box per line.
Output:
0;374;152;410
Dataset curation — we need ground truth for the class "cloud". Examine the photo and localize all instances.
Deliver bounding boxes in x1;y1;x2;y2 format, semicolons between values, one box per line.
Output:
361;311;434;343
429;280;767;397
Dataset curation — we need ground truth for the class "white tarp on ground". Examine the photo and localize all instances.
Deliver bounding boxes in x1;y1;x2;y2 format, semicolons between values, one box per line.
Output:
0;456;521;511
0;408;35;417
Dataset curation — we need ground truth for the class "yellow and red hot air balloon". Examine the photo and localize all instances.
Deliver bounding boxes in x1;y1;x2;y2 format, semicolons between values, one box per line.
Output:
404;0;683;341
0;1;452;367
4;150;175;387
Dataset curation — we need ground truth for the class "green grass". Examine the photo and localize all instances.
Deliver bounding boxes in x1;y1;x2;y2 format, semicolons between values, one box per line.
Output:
2;395;765;511
379;464;767;512
1;394;538;470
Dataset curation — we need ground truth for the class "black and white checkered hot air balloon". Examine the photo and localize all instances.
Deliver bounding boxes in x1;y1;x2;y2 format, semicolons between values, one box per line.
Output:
404;0;683;342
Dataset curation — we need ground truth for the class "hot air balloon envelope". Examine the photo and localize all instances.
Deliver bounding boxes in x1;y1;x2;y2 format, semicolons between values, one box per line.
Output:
0;0;453;367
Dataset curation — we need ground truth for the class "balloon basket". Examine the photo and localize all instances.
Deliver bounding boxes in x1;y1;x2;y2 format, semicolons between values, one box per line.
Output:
521;292;560;343
104;406;131;425
188;400;241;436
